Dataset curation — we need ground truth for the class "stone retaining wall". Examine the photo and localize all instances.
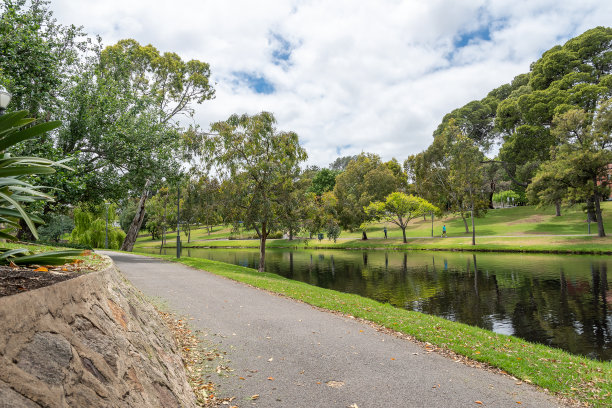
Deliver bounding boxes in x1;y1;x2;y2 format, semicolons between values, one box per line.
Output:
0;263;197;408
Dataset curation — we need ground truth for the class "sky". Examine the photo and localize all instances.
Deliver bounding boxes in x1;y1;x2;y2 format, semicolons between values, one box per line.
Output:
51;0;612;167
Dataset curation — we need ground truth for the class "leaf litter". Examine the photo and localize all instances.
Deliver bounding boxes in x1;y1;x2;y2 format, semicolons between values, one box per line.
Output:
158;310;236;407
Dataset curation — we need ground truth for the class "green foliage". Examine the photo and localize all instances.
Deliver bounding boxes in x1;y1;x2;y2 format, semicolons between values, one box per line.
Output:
0;0;87;117
70;204;125;249
308;168;339;196
326;220;341;243
0;111;66;240
365;192;439;243
0;110;82;265
492;190;521;205
38;213;74;242
333;153;401;232
207;111;307;271
528;102;612;236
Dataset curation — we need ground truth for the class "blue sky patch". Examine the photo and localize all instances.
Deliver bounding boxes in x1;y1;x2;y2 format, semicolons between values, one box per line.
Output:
269;32;294;67
336;144;352;156
233;71;275;94
454;25;492;48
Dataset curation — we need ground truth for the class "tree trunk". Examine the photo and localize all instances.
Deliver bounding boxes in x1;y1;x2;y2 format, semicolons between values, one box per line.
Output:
16;218;36;241
401;227;407;243
159;228;164;255
555;201;561;217
188;228;191;243
461;212;469;233
362;230;368;240
593;191;606;237
586;197;596;222
289;228;293;240
258;223;268;272
120;180;151;251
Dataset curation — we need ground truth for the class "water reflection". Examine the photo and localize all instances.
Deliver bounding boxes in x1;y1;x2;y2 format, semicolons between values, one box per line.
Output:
146;247;612;360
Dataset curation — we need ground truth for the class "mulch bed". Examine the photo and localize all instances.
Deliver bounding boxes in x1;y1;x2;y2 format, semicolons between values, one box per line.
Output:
0;266;78;298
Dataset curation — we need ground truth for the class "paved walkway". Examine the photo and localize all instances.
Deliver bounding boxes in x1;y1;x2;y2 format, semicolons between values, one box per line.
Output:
103;252;567;408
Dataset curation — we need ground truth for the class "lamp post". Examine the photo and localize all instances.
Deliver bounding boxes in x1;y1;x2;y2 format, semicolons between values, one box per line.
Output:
176;183;181;259
0;86;11;115
104;202;110;249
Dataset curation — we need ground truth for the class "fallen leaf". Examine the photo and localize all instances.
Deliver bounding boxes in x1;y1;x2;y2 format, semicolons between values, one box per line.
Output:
239;377;245;380
475;402;483;405
34;267;48;272
390;358;395;360
516;402;522;405
268;377;274;381
251;395;259;400
268;357;273;362
326;380;344;388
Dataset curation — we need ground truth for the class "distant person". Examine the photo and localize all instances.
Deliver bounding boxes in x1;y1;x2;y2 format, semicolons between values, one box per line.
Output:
442;224;447;238
383;226;388;239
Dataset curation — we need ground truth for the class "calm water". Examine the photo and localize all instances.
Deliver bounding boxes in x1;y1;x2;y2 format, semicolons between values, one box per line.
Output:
144;247;612;360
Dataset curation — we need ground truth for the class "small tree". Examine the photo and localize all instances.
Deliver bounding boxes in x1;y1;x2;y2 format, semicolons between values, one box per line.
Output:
365;192;439;243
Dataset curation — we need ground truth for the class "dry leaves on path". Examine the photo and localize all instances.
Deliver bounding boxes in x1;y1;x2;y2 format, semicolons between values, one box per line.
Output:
158;310;236;407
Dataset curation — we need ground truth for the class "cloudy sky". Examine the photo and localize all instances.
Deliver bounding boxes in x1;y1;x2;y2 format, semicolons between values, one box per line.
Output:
51;0;612;167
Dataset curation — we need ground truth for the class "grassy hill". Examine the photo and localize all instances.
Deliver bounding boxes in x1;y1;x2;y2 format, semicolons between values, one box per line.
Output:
134;202;612;254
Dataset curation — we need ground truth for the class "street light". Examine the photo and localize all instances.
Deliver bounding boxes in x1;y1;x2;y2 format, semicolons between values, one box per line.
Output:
176;183;181;259
0;86;11;115
104;202;110;249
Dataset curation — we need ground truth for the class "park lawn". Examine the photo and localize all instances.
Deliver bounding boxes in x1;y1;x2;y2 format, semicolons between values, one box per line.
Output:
133;252;612;407
347;201;612;240
134;225;258;247
134;202;612;254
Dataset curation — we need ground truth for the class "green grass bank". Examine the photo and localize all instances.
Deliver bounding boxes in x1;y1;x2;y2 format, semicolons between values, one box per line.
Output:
133;252;611;407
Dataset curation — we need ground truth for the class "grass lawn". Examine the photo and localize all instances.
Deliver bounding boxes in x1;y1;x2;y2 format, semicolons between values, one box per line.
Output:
132;252;612;407
133;202;612;254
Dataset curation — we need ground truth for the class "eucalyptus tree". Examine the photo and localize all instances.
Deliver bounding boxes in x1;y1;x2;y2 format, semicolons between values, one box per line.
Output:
54;39;215;251
206;112;307;272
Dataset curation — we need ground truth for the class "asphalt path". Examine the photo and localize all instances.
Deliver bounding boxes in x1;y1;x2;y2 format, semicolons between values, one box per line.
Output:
103;251;568;408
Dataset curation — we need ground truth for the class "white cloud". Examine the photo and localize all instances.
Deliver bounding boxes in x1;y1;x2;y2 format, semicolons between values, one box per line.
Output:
50;0;612;167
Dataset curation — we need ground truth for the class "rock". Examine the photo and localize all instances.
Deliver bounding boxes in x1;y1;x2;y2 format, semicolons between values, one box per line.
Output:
0;380;40;408
16;332;72;385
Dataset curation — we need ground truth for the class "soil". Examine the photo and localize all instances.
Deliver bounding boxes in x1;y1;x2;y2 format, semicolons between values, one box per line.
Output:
0;266;78;297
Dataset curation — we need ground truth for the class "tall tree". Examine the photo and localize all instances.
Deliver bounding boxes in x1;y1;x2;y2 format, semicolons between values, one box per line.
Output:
67;39;216;251
206;112;307;272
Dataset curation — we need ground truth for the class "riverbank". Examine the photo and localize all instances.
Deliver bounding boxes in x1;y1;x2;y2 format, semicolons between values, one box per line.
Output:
131;251;611;407
137;234;612;255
